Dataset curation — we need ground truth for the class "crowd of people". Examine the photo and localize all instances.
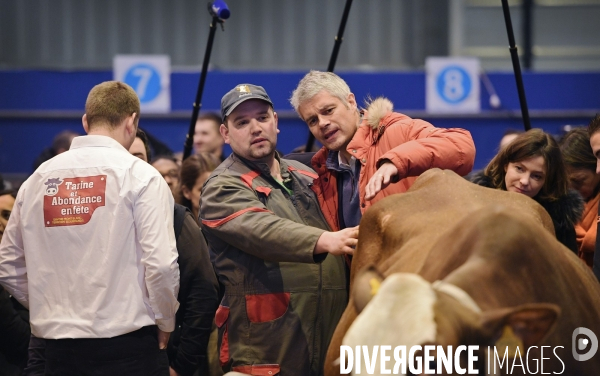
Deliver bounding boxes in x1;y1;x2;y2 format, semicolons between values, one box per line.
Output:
0;71;598;376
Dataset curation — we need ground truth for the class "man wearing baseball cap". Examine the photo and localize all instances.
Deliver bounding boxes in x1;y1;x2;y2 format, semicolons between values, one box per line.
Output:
200;84;358;375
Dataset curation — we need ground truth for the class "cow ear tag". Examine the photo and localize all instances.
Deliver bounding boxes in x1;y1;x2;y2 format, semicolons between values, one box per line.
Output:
369;278;380;296
494;325;524;358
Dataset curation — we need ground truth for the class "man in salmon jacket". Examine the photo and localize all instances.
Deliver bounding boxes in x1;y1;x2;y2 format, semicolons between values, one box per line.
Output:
290;70;476;231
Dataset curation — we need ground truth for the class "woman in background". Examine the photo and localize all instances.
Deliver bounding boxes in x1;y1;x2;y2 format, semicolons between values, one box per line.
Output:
177;153;219;222
559;127;600;267
471;128;583;253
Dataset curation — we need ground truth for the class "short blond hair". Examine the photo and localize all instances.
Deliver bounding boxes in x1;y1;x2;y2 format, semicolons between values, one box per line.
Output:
290;71;352;113
85;81;140;129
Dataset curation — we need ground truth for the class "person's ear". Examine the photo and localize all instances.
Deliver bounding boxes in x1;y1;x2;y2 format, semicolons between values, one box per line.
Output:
182;186;192;201
347;93;357;110
125;113;137;136
273;111;280;134
220;123;231;144
82;114;89;134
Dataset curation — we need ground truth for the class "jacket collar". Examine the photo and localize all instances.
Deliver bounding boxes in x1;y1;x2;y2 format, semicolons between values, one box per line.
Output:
232;152;292;182
312;147;330;174
70;135;128;152
347;109;410;160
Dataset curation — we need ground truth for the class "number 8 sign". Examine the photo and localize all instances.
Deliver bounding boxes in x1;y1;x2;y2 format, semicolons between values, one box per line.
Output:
113;55;171;113
426;57;480;114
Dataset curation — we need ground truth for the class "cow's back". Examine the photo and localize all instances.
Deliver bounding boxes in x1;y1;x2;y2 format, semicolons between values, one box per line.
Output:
325;168;556;376
350;168;553;282
422;207;600;374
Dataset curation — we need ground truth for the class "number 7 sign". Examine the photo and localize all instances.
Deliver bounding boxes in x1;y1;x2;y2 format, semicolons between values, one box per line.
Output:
113;55;171;114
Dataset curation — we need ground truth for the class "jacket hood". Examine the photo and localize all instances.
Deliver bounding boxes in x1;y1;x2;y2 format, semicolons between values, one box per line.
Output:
468;170;493;188
363;97;394;130
538;190;584;232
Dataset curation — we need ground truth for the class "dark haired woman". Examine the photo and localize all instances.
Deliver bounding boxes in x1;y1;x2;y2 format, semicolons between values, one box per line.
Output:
559;127;600;267
471;128;583;252
177;153;219;222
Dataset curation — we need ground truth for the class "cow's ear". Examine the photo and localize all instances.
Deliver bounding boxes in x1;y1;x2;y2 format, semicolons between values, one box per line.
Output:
480;303;561;349
353;266;384;314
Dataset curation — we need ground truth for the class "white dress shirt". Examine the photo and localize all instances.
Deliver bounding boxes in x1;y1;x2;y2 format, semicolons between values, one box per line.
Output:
0;135;180;339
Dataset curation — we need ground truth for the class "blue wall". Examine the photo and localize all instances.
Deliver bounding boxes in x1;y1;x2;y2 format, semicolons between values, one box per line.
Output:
1;70;599;175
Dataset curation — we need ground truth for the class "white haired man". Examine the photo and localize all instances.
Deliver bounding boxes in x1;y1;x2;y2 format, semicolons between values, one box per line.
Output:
290;70;476;231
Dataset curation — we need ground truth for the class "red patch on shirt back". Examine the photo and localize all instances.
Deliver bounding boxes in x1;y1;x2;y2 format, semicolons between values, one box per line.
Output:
43;175;107;227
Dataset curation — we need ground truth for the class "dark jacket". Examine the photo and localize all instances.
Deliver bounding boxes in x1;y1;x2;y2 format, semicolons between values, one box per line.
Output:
168;204;220;376
0;285;30;375
200;153;348;376
283;152;317;168
470;171;583;253
32;147;56;172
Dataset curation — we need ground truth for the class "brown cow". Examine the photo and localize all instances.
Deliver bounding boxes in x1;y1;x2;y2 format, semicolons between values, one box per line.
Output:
325;168;600;375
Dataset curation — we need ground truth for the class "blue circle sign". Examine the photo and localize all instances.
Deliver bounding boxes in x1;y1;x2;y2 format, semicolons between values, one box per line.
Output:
123;63;161;103
436;65;471;104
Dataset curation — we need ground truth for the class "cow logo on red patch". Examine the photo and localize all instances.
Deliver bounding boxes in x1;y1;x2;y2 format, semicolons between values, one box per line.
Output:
44;177;63;196
43;175;107;227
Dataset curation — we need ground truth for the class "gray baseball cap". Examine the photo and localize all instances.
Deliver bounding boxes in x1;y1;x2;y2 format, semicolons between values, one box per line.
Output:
221;84;273;121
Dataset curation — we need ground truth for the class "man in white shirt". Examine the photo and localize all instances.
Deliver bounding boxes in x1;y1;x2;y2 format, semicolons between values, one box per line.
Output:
0;81;180;375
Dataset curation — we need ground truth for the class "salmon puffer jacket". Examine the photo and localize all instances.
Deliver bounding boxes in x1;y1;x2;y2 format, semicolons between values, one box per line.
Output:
200;153;348;376
311;97;476;231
